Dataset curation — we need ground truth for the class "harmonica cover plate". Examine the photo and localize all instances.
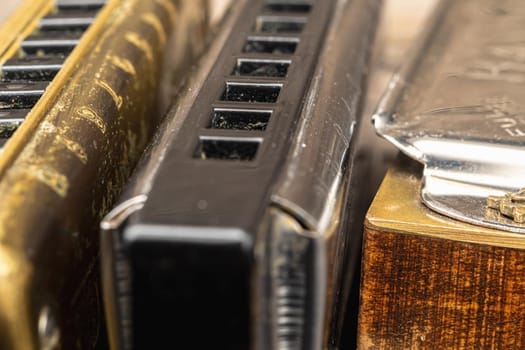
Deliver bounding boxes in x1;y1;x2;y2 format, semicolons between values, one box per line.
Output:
374;0;525;233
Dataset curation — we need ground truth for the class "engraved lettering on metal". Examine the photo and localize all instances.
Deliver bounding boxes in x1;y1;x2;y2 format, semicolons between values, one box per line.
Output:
96;79;124;110
108;55;137;76
76;106;107;134
140;13;167;46
154;0;177;21
124;32;153;62
40;121;89;164
23;164;69;197
373;0;525;233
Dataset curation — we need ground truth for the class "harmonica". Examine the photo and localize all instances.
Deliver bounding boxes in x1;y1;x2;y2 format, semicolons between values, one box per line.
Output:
101;0;381;349
0;0;208;348
359;0;525;348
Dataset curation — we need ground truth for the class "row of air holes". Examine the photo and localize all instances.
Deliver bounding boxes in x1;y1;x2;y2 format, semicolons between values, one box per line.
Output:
0;2;105;143
195;1;312;161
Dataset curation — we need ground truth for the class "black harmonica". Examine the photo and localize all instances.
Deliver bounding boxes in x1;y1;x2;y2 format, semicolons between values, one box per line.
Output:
101;0;381;349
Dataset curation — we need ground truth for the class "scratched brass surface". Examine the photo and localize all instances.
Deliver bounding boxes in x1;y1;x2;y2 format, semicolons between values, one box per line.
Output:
0;0;209;349
366;157;525;250
0;0;122;174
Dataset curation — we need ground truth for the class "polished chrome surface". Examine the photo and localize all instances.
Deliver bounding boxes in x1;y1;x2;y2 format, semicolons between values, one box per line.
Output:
254;209;325;350
267;0;381;348
272;0;381;233
374;0;525;233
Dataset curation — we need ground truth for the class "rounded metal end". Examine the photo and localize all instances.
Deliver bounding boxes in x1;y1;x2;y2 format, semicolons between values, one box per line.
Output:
38;306;60;350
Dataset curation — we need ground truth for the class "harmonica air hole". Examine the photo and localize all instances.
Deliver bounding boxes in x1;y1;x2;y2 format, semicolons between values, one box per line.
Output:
195;138;261;161
39;10;97;32
1;57;64;81
265;3;312;13
243;37;298;54
20;32;82;56
0;1;105;143
0;82;48;109
0;120;23;138
56;0;107;10
221;82;282;103
233;59;291;77
210;109;272;131
255;16;307;33
0;109;29;138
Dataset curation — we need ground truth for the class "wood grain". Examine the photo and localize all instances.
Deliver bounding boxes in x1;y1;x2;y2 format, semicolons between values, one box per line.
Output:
358;228;525;349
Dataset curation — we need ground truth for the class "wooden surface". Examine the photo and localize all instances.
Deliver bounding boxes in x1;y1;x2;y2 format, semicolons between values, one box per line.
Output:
358;158;525;349
359;228;525;349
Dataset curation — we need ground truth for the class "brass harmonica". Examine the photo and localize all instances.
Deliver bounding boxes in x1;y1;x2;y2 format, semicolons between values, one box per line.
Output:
359;0;525;348
101;0;381;349
0;0;208;348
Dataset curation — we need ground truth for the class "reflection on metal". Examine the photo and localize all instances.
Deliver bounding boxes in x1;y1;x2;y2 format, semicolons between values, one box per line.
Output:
38;306;60;350
374;0;525;233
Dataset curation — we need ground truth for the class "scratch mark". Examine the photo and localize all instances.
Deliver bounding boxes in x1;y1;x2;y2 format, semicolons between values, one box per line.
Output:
96;79;124;110
56;135;88;164
76;106;107;135
125;32;153;62
341;97;352;114
40;120;57;134
29;165;69;198
41;122;88;164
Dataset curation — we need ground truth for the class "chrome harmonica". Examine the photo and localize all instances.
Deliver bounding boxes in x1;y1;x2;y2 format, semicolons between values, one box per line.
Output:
101;0;381;349
359;0;525;348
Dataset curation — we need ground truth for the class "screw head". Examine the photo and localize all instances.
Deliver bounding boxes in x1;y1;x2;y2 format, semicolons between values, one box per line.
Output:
487;188;525;223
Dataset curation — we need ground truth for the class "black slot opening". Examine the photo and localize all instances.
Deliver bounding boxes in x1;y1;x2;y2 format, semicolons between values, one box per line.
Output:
21;37;79;56
233;59;290;77
0;82;47;109
255;16;306;33
195;138;260;161
39;9;98;33
0;120;23;138
221;83;281;103
2;68;59;82
265;3;312;13
0;95;41;110
243;38;298;54
2;58;63;81
20;31;82;56
56;0;106;10
210;109;272;131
